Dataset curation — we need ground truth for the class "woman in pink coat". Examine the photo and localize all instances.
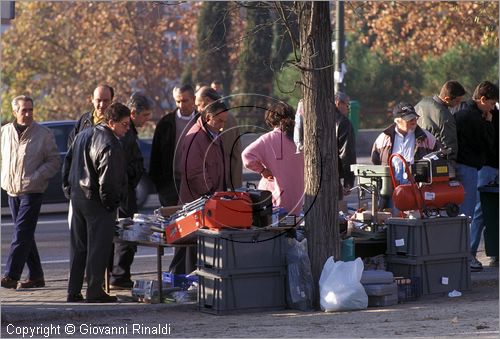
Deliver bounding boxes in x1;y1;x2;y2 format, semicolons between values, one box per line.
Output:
242;102;304;215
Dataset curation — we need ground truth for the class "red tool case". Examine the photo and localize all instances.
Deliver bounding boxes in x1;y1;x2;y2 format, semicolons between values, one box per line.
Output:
164;192;253;244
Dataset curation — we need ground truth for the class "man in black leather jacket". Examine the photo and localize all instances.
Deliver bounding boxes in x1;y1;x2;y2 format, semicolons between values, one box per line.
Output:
62;103;129;303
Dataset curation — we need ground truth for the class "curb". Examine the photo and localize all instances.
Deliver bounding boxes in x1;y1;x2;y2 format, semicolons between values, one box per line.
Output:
1;301;196;324
2;269;496;325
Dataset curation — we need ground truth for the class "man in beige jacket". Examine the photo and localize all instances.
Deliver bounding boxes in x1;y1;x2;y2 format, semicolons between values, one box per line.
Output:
1;96;60;289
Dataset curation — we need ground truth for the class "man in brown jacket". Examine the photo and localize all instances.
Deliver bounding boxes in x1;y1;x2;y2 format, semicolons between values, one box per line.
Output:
172;101;230;275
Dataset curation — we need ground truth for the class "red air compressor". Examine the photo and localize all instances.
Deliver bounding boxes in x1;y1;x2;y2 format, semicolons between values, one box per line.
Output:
388;152;465;218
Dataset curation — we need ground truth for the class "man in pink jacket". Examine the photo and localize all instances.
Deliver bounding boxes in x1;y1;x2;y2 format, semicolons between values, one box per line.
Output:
242;102;304;215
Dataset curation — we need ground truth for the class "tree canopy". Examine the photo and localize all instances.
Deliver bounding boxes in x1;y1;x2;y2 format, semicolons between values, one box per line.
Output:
346;1;498;62
1;2;195;123
194;2;232;91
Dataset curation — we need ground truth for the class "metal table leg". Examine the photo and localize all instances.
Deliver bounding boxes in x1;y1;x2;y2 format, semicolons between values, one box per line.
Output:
158;246;164;302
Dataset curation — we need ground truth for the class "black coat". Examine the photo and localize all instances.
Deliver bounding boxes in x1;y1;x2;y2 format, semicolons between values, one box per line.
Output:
454;100;496;169
336;110;357;188
67;111;93;148
149;110;199;193
63;124;127;211
118;121;144;217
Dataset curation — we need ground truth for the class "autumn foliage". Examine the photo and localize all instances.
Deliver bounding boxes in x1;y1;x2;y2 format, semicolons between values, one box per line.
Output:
0;2;197;123
345;1;498;62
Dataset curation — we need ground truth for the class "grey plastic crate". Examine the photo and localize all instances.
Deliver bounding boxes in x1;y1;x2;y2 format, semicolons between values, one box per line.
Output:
386;217;469;258
197;267;286;315
197;229;286;272
361;270;394;285
363;282;398;297
386;254;471;295
368;293;398;307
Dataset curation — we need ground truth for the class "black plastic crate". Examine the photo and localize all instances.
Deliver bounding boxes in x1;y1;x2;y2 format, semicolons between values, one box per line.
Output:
197;229;286;272
386;217;469;258
394;277;421;302
197;267;286;315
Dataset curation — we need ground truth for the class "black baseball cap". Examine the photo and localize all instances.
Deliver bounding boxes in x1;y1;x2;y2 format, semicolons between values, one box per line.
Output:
393;102;419;121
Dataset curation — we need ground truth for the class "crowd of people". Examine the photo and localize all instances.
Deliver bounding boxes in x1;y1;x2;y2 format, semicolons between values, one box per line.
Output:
1;78;498;302
371;80;498;270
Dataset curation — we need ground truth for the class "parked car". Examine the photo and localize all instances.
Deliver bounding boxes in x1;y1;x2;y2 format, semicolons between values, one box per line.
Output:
1;120;155;211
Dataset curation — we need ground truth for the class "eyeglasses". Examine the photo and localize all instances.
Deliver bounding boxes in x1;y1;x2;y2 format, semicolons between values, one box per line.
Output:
118;121;130;128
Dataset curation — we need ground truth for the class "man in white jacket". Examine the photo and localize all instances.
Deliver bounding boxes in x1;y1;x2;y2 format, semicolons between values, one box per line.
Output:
1;95;60;289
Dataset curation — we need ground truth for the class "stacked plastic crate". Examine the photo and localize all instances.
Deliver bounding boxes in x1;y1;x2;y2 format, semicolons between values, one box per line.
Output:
196;228;287;314
385;216;471;295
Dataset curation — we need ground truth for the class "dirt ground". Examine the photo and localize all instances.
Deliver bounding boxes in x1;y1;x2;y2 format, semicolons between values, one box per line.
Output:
2;283;497;338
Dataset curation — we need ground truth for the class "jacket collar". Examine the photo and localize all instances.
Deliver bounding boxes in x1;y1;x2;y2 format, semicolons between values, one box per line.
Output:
383;123;428;141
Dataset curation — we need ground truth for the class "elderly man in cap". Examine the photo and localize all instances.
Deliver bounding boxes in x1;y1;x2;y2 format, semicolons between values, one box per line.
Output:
371;102;439;209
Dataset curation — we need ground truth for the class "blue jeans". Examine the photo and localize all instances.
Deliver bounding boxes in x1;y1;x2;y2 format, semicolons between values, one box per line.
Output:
470;166;499;255
456;163;479;218
4;193;44;280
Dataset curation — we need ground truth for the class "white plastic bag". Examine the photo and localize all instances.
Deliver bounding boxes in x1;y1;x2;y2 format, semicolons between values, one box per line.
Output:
319;256;368;312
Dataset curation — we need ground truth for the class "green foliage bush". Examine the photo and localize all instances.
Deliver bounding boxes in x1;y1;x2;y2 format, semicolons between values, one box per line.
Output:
422;42;499;96
272;39;499;129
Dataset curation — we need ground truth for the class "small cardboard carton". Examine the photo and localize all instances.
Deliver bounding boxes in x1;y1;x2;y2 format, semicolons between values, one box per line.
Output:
158;205;182;217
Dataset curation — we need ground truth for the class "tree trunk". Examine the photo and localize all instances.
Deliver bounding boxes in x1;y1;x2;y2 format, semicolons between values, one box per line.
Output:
297;1;339;310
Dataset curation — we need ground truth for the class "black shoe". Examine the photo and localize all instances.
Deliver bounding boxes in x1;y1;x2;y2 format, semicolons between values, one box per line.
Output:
67;293;84;302
19;277;45;288
86;293;118;303
1;276;18;289
109;280;134;290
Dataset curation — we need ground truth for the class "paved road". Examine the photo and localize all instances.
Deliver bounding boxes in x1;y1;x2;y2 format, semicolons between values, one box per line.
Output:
1;212;174;282
0;154;373;282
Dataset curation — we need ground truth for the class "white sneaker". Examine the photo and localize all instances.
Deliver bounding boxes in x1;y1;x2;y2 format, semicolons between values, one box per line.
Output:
470;256;483;271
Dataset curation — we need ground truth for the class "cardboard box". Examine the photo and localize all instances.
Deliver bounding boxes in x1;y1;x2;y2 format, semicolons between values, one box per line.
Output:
158;205;182;217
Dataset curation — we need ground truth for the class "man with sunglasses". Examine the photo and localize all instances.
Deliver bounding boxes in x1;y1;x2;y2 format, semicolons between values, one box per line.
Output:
63;103;130;303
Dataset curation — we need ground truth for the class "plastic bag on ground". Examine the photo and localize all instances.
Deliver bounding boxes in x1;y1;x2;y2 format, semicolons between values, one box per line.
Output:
286;237;314;311
319;256;368;312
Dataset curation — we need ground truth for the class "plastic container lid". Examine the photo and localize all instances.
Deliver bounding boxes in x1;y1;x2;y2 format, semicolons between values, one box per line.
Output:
478;185;499;193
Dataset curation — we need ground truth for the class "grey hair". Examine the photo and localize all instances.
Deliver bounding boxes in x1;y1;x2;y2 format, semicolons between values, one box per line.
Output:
172;84;195;98
11;95;33;111
127;92;153;114
335;91;350;103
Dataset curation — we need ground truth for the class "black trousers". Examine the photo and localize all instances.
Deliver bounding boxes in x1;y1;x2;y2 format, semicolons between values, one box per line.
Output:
158;179;181;207
168;245;197;274
110;187;138;284
68;198;115;299
158;179;197;274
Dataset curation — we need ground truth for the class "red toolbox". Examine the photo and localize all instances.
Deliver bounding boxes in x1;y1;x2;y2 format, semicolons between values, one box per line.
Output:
164;192;253;244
